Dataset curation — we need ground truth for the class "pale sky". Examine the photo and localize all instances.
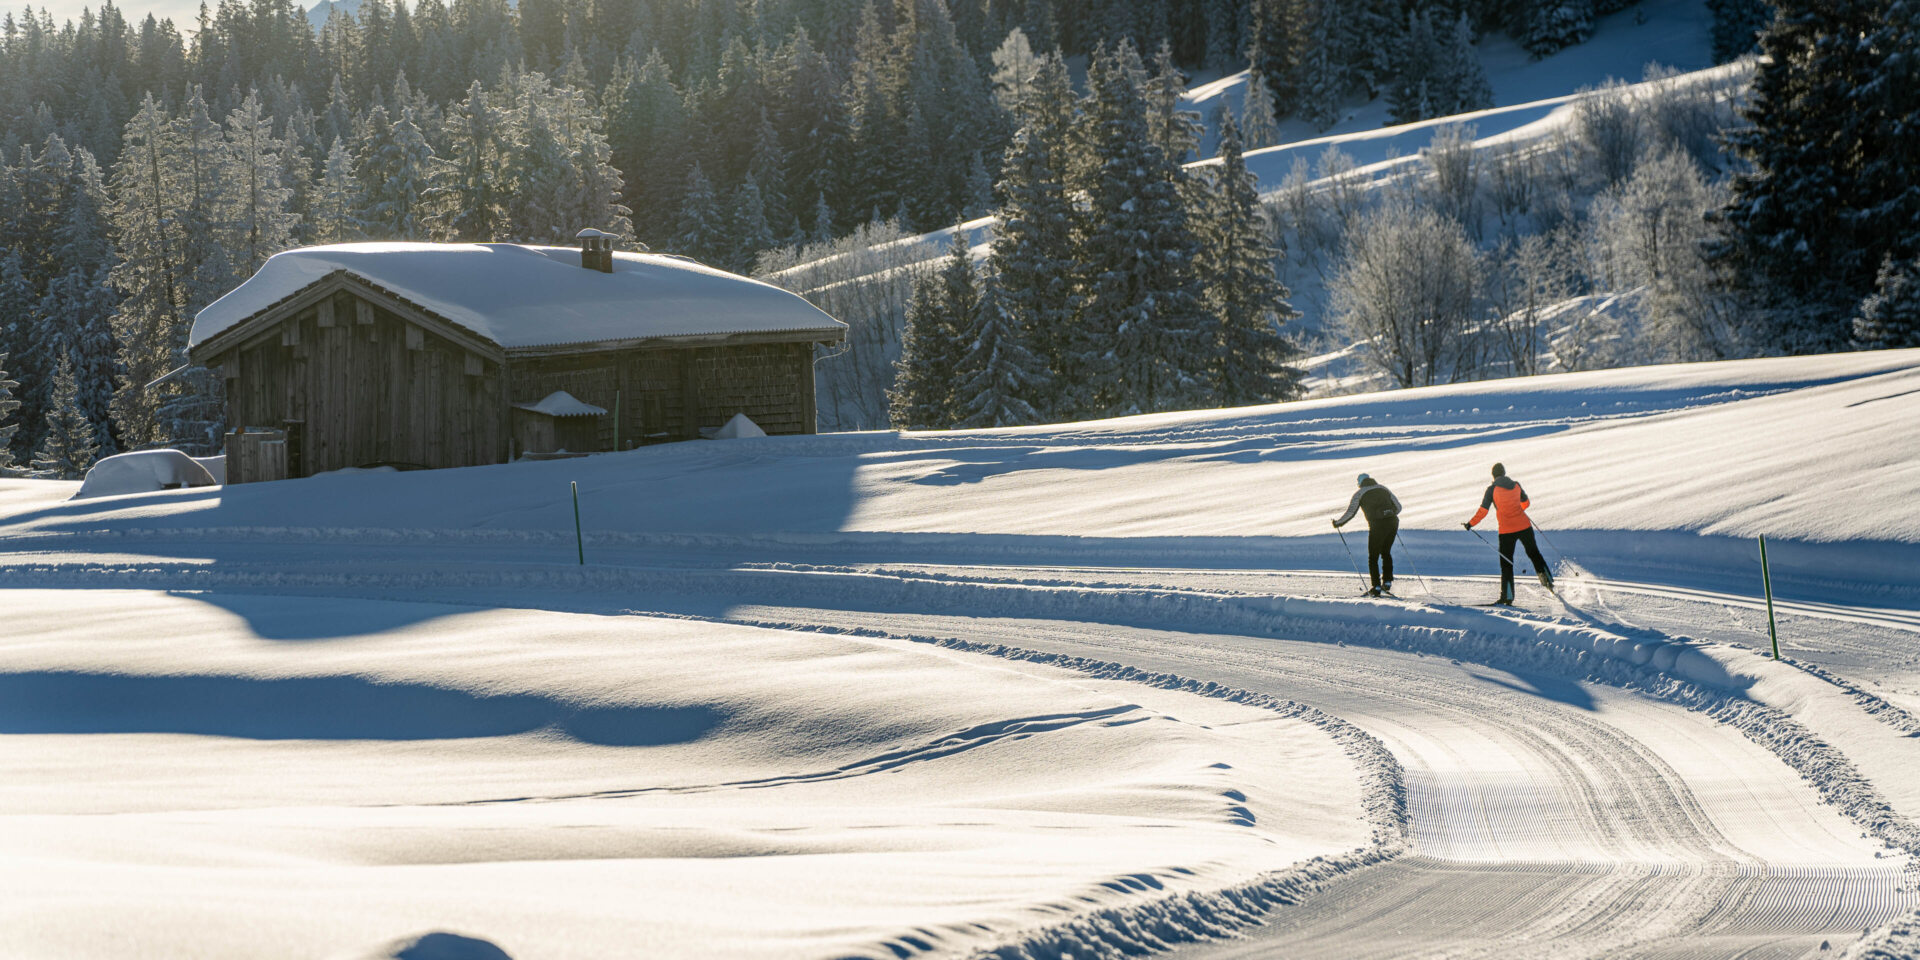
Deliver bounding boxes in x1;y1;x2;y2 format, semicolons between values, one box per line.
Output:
23;0;239;31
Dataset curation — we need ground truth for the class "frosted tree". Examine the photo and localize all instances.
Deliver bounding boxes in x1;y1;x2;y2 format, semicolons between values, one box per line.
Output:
953;280;1047;428
356;104;436;240
674;162;724;264
1437;14;1492;115
37;146;119;449
0;351;18;473
1241;69;1281;149
1196;111;1303;406
1070;42;1213;417
1855;255;1920;348
106;95;188;450
224;92;299;273
1332;199;1483;388
730;174;777;271
30;354;99;479
604;49;687;247
989;27;1040;118
503;94;571;242
987;52;1079;418
747;108;793;242
433;81;508;241
310;138;365;243
1386;10;1440;124
1295;0;1347;130
1143;40;1201;164
1526;0;1596;57
889;263;961;430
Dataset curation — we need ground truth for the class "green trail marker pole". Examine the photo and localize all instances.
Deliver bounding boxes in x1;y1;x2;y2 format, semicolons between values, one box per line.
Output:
614;389;622;451
1758;535;1779;660
572;481;584;565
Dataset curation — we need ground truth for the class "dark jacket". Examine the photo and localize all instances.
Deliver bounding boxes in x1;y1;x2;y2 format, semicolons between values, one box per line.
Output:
1335;479;1401;528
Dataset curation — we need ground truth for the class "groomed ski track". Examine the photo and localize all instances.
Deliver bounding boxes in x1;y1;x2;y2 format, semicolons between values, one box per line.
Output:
4;351;1919;958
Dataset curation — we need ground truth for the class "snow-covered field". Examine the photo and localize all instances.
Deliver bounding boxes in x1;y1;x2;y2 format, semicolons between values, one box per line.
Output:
5;349;1920;958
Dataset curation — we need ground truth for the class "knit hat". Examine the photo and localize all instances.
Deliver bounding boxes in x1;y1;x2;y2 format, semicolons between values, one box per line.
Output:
1491;462;1506;478
1356;473;1371;486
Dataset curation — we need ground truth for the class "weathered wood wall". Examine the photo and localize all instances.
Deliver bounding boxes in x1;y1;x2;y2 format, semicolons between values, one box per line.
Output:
212;290;505;476
508;340;815;448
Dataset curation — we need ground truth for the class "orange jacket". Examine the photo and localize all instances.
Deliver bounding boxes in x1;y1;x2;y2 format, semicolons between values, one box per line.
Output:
1469;477;1533;533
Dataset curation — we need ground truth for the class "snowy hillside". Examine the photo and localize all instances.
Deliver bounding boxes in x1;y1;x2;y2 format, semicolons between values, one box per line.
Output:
5;350;1920;958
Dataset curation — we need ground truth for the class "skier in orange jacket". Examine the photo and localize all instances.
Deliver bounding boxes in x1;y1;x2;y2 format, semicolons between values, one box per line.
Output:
1464;462;1553;604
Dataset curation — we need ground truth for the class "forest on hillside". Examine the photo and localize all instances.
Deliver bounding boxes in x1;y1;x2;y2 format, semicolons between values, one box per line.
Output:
0;0;1912;464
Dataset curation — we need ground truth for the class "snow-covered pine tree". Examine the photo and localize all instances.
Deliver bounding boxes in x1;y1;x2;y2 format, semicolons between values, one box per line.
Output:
1295;0;1347;130
549;81;633;241
30;354;99;479
503;90;572;242
310;138;365;243
987;52;1079;420
748;107;794;242
1070;42;1214;418
1386;10;1440;124
433;81;508;241
1436;14;1493;115
224;91;299;273
1855;255;1920;348
106;95;188;450
729;174;777;272
1713;0;1920;350
889;266;959;430
356;104;436;240
952;277;1047;428
1197;110;1303;406
1245;0;1298;111
1202;0;1241;72
1144;40;1201;164
0;351;19;473
1525;0;1596;57
675;162;725;264
604;49;688;249
37;145;118;453
1241;68;1281;148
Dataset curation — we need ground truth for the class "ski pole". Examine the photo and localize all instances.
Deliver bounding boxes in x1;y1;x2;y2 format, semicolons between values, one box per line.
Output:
1532;522;1572;576
1394;529;1437;600
1465;524;1541;576
1333;524;1371;593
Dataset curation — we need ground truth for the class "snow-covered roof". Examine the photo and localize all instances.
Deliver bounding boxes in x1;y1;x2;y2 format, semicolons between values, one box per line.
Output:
190;242;846;353
513;390;606;418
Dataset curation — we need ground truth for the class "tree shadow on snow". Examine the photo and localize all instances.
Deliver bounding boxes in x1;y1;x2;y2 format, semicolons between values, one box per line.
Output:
0;671;725;745
1464;669;1596;711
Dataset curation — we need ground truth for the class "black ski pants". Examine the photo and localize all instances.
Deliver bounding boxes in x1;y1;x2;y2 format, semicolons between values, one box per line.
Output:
1368;518;1397;589
1498;526;1548;598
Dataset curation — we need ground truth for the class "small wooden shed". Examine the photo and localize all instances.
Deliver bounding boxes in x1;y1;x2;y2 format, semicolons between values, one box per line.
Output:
187;237;846;481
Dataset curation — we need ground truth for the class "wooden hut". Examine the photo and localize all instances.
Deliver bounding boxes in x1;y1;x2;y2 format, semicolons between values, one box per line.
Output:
187;235;846;482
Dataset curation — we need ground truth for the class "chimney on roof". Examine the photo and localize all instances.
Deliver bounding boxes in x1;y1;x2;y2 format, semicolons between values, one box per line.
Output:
576;228;615;273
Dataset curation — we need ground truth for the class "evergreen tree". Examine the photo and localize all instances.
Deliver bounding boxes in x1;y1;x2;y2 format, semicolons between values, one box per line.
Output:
1526;0;1596;57
1196;111;1303;406
987;53;1079;417
0;351;19;473
730;174;777;271
890;267;959;429
1241;68;1281;148
1709;0;1775;62
310;137;365;243
224;91;298;273
30;353;99;479
1143;40;1201;164
1855;255;1920;348
1713;0;1920;349
106;95;188;450
675;161;724;264
1070;42;1213;417
952;278;1047;428
433;81;508;241
1386;10;1441;124
1295;0;1347;130
356;104;436;239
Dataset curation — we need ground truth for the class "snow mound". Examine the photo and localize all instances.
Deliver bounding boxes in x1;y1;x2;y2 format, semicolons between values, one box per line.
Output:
512;391;605;418
76;450;219;500
712;413;766;439
191;243;846;352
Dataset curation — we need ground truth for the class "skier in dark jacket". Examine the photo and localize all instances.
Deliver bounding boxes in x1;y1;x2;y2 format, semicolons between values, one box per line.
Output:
1334;473;1402;596
1464;462;1552;604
